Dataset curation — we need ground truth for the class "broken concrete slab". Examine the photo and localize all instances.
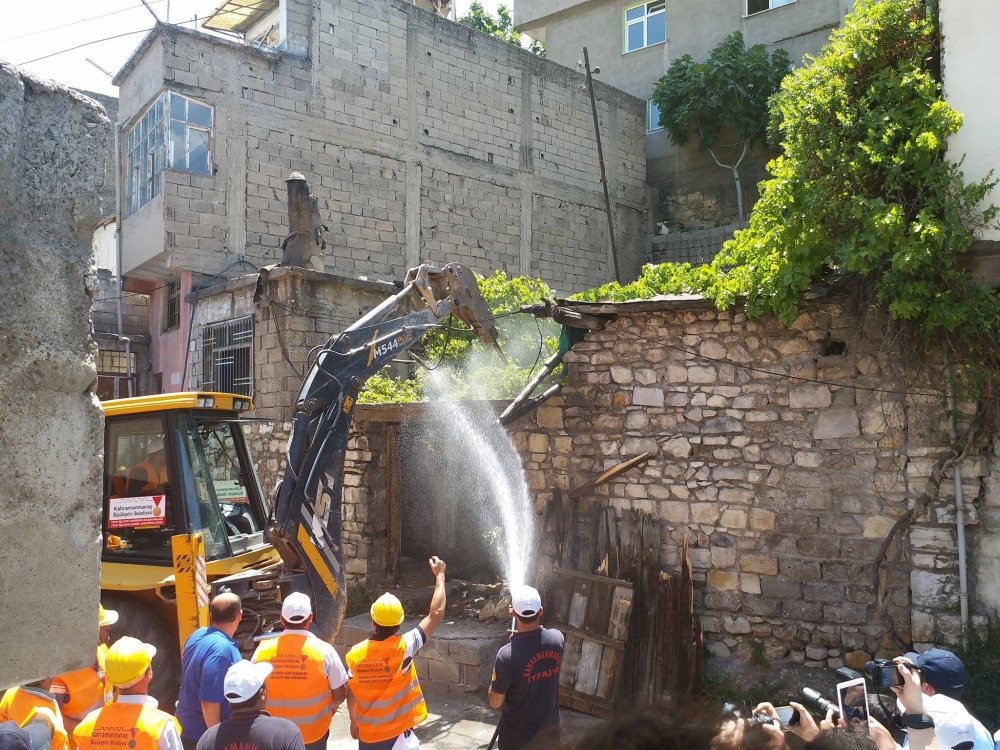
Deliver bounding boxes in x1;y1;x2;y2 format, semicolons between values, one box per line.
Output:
0;62;106;688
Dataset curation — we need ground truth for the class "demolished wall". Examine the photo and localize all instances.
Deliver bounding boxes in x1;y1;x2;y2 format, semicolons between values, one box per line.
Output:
0;63;107;687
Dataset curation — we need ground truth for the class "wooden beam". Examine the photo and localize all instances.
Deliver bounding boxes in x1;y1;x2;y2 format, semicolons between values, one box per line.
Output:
568;451;653;499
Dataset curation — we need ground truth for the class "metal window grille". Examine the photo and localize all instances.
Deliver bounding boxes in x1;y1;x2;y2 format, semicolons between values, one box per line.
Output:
164;279;181;332
201;316;254;397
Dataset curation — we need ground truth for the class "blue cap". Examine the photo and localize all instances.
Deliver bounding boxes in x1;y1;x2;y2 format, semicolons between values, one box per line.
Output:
913;648;966;697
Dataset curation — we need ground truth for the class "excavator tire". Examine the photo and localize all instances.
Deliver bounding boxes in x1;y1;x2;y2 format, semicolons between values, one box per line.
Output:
101;593;181;711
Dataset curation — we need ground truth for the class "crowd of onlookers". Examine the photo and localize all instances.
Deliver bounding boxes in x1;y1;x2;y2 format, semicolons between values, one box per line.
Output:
1;557;998;750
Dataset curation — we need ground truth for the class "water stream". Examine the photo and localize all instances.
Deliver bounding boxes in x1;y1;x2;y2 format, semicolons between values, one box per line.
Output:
434;398;535;589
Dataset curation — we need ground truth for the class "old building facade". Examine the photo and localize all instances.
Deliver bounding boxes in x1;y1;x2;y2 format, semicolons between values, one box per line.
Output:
111;0;647;394
514;0;852;235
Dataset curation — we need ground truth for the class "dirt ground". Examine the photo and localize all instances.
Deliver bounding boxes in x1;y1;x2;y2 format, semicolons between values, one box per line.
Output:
326;694;604;750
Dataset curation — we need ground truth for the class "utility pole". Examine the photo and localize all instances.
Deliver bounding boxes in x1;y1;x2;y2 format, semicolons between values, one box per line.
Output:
582;47;621;284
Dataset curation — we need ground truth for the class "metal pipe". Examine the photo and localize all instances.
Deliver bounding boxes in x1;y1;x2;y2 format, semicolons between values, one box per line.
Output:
582;47;621;284
499;350;564;425
113;121;133;397
946;379;969;632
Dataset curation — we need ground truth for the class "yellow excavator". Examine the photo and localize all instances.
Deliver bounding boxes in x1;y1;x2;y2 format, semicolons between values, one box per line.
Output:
98;263;500;706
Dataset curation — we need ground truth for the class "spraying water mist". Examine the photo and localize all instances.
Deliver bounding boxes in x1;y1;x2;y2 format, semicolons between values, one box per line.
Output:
425;372;535;589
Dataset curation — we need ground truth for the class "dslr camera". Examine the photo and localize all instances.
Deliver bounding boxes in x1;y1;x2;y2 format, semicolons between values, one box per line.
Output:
865;659;905;689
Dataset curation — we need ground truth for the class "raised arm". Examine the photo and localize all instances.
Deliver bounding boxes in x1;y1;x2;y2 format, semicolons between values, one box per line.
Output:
419;557;447;638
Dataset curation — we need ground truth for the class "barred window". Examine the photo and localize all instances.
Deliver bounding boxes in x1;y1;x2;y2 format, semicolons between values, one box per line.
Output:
164;279;181;332
201;316;254;397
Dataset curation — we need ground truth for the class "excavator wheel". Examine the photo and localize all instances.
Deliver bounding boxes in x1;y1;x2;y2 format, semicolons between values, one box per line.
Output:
101;593;181;711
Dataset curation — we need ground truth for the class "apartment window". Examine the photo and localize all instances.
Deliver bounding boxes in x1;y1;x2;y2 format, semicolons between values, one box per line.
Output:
647;100;663;132
164;279;181;332
201;316;254;397
98;350;137;375
124;92;214;216
624;1;665;53
746;0;794;16
168;94;213;173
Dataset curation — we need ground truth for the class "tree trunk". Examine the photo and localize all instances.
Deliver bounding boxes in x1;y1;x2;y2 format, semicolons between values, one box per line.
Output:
709;142;749;225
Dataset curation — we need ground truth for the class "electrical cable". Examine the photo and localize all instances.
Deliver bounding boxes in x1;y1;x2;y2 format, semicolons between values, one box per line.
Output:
0;0;167;43
18;16;211;66
420;316;458;371
270;305;304;379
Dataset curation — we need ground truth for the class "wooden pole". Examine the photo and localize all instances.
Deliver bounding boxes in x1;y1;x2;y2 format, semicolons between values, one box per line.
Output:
583;47;622;284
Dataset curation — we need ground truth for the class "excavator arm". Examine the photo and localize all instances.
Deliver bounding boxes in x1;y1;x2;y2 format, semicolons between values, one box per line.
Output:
266;263;500;640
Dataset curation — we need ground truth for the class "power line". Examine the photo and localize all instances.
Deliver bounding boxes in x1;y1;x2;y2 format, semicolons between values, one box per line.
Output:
18;16;211;66
0;0;167;43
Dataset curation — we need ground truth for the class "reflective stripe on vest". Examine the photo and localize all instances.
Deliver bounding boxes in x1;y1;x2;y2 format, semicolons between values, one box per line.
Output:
345;637;427;744
0;688;69;750
73;703;177;750
253;633;335;743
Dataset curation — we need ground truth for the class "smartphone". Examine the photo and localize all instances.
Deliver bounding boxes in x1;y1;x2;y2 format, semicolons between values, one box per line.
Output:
836;677;869;729
775;706;800;727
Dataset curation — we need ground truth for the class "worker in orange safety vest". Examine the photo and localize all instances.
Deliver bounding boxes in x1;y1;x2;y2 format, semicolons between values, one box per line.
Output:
345;556;448;750
52;605;117;748
251;593;347;750
73;637;181;750
0;679;69;750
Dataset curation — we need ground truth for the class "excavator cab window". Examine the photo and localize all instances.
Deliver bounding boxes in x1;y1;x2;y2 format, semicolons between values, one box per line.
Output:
195;418;268;553
103;415;177;560
176;413;230;560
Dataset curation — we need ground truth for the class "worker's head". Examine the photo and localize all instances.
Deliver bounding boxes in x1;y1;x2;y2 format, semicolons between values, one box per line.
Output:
509;586;543;629
105;637;156;694
370;593;405;638
280;592;313;630
98;604;118;646
223;660;272;712
210;592;243;635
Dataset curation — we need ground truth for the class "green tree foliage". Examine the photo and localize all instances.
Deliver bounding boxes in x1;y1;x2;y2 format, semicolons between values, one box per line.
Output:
583;0;999;396
359;271;558;403
651;32;790;222
954;615;1000;730
458;2;544;56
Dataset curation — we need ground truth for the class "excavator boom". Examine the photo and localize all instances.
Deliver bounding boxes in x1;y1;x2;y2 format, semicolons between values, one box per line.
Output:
266;263;500;640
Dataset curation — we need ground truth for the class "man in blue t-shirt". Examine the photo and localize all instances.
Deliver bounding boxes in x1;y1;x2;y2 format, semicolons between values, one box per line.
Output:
488;586;564;750
177;593;244;750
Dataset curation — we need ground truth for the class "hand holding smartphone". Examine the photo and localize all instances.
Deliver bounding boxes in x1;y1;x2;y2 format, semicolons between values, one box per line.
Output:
836;677;869;729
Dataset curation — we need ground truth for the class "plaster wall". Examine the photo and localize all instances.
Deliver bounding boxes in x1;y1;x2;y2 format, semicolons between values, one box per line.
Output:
149;270;193;392
0;62;106;687
941;0;1000;243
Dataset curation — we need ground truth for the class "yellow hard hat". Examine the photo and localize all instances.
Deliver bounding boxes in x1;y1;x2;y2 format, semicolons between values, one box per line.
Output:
105;636;156;688
370;593;404;628
99;604;119;628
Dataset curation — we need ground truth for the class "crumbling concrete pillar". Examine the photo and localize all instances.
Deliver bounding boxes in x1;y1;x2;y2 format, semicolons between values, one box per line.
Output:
0;62;107;688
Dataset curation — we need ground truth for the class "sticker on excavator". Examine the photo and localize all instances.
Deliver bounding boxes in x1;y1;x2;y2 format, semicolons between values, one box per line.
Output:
108;495;167;528
213;479;248;504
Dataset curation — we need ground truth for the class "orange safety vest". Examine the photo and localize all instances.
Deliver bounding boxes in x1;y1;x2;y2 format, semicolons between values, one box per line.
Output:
126;460;168;495
55;644;112;749
74;702;178;750
253;634;335;743
345;636;427;744
0;687;69;750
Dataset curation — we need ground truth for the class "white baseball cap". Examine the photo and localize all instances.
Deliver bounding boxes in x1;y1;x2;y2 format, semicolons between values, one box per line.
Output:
224;660;273;703
511;586;542;618
281;592;312;624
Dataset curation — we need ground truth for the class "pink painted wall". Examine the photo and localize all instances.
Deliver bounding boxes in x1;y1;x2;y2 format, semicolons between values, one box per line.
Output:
149;270;193;393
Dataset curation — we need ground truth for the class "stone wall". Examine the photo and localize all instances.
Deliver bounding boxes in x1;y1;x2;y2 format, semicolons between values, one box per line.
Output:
0;62;106;687
115;1;649;296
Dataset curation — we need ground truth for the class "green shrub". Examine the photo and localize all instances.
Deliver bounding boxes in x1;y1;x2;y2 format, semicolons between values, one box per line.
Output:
954;614;1000;730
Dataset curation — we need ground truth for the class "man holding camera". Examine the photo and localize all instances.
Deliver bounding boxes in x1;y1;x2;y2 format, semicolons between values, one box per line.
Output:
890;653;993;750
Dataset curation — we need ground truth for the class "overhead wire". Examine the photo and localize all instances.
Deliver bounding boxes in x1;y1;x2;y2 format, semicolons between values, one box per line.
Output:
0;0;167;43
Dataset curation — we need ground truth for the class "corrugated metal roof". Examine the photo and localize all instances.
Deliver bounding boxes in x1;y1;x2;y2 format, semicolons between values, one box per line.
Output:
201;0;278;33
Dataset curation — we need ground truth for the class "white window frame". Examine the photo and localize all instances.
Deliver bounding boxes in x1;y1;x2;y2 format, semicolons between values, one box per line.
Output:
123;91;214;217
647;99;663;133
624;1;666;54
745;0;795;18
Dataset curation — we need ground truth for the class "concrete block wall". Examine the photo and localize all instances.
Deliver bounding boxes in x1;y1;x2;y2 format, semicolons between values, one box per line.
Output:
646;223;740;267
0;62;106;687
116;0;648;297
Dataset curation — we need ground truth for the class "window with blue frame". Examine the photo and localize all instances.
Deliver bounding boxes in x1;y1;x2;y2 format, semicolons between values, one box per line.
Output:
624;1;665;53
647;99;663;132
124;92;213;216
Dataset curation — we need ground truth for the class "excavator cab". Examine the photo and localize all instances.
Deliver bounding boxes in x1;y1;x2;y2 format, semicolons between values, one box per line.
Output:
99;392;282;706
